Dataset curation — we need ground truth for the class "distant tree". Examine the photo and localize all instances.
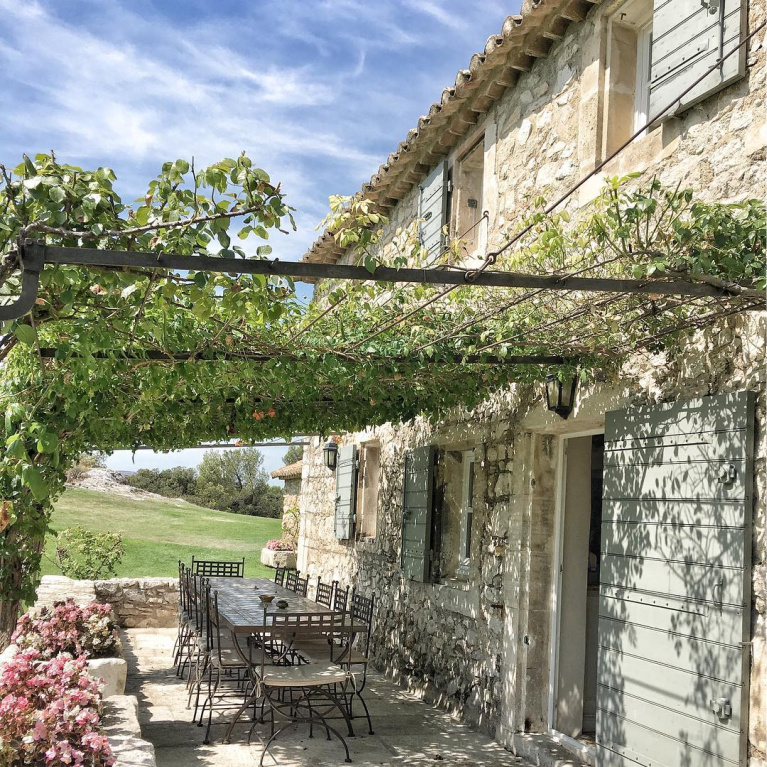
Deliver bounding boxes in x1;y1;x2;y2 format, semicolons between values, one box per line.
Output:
195;448;281;517
228;485;283;518
282;444;304;465
197;448;267;495
125;467;197;498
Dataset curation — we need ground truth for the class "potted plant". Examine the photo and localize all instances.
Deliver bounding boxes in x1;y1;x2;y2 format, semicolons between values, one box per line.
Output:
260;538;297;569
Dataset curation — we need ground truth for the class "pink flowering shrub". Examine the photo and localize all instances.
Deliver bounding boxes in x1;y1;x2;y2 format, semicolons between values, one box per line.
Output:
0;648;115;766
12;600;121;660
265;539;294;552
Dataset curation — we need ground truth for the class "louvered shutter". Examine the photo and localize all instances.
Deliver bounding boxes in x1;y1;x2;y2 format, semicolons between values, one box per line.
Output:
334;444;357;540
418;161;448;257
649;0;747;120
401;446;435;582
597;391;754;767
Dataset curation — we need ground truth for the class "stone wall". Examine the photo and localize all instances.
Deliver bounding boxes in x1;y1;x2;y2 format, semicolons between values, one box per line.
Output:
298;1;767;762
300;313;767;758
35;576;178;628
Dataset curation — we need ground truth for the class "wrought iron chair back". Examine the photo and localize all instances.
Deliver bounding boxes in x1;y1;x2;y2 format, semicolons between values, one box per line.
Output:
285;569;300;591
333;583;350;613
189;570;206;633
191;556;245;578
315;577;337;608
205;584;231;667
273;566;287;586
178;561;188;613
351;590;375;656
293;575;309;597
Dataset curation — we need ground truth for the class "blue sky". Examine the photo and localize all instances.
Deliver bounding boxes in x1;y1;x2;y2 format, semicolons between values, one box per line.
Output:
0;0;519;478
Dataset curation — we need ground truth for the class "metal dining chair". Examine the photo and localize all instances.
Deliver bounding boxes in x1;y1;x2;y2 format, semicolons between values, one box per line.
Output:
248;610;356;765
293;575;309;597
273;567;287;587
191;556;245;578
335;590;375;734
285;570;300;591
315;577;337;608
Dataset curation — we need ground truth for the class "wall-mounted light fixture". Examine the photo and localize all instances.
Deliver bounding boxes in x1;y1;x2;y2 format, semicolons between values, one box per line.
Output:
322;439;339;471
545;374;578;419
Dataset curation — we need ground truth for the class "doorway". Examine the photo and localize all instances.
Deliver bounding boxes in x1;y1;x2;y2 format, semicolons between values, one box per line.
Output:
549;432;605;751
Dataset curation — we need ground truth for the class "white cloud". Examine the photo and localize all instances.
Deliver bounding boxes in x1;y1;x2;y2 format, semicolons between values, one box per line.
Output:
0;0;518;264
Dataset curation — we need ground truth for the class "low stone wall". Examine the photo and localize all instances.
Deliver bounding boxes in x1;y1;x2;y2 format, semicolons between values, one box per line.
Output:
94;578;178;628
102;695;156;767
35;575;178;628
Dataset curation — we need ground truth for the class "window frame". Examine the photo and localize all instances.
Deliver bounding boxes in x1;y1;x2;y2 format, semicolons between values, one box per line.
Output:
451;135;486;260
455;450;475;579
633;19;653;132
356;442;380;540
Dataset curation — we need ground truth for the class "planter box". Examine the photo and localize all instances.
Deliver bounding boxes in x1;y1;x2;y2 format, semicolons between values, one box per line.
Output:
260;548;297;569
87;657;127;697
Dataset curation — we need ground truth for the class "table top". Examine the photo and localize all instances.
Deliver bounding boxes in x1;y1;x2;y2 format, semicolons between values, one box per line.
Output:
209;576;357;635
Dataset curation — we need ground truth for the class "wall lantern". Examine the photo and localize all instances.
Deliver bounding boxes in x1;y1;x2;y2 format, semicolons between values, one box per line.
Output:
322;439;339;471
545;374;578;419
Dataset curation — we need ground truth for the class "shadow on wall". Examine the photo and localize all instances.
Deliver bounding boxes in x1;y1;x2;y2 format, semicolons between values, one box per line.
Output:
598;393;752;766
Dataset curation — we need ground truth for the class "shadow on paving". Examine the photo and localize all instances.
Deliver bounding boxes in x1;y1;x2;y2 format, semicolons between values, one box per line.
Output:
122;628;530;767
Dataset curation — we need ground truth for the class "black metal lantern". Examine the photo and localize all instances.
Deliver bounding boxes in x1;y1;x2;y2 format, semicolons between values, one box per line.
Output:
545;374;578;419
322;439;338;471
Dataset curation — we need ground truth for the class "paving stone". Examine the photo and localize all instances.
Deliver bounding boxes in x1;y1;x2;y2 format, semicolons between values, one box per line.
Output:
123;628;531;767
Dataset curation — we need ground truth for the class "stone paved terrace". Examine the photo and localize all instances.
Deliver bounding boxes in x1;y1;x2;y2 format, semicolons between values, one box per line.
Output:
123;628;532;767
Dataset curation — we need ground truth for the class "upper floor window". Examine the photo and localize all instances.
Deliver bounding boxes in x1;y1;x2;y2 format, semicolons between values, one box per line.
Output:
603;0;749;156
452;138;485;256
604;0;653;154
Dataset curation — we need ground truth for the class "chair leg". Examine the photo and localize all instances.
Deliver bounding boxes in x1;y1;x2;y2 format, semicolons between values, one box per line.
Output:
203;666;221;744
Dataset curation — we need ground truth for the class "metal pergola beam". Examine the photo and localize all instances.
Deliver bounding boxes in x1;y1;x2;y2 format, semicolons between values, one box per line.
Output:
21;242;754;299
36;347;567;366
129;441;308;450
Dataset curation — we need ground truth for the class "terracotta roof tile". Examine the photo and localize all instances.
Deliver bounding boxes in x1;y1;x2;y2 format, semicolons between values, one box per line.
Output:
302;0;600;268
270;460;303;480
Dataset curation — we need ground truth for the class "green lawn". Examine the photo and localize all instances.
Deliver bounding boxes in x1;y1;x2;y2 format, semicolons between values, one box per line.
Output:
42;488;282;578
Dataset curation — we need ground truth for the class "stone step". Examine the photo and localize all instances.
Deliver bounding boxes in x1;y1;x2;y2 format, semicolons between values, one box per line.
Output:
512;734;593;767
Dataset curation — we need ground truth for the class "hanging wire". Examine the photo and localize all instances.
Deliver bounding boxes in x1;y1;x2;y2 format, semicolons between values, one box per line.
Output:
335;22;765;356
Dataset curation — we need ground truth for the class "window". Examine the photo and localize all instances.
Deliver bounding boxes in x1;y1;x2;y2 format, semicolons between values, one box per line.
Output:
452;138;485;256
603;0;653;154
356;443;380;539
456;452;475;578
435;447;476;581
400;444;477;584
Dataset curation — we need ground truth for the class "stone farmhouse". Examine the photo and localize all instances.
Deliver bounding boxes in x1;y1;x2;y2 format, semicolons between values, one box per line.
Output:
293;1;766;765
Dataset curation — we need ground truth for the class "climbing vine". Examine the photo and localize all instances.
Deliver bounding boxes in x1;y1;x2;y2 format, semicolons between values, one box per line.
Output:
0;153;763;644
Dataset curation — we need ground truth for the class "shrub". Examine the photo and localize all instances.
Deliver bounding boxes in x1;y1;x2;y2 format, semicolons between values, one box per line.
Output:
55;527;124;580
265;539;294;552
12;600;121;660
0;648;115;766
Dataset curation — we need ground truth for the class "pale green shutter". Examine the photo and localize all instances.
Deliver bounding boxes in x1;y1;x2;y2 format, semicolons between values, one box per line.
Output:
401;446;435;582
649;0;747;120
334;444;357;540
597;391;754;767
419;162;448;257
